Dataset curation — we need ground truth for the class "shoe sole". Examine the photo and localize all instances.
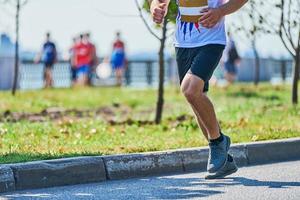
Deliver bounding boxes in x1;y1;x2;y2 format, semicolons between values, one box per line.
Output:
208;136;231;173
205;167;238;180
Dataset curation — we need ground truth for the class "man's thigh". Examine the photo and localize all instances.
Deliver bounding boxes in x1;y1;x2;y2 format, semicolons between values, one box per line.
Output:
176;45;224;93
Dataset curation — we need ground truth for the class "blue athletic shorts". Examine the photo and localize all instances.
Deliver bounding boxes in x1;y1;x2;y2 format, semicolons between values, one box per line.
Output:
76;65;90;78
175;44;225;92
111;51;125;69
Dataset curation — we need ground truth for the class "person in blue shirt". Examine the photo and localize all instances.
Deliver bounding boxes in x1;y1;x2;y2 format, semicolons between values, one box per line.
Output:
37;32;57;88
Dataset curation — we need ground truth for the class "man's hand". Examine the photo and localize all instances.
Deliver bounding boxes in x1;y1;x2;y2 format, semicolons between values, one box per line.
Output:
199;8;223;29
150;0;168;24
199;0;248;29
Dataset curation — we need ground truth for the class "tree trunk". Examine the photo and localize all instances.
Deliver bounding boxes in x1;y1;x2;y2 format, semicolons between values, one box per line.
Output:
253;42;260;86
12;0;20;95
292;51;300;104
155;20;168;124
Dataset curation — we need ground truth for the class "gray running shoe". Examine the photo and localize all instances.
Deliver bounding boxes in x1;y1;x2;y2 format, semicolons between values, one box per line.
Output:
205;154;238;180
207;134;231;173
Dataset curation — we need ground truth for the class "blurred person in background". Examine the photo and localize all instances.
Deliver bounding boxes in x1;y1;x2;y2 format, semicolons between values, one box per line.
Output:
111;31;127;87
223;34;241;85
73;34;92;86
36;32;57;88
83;33;98;85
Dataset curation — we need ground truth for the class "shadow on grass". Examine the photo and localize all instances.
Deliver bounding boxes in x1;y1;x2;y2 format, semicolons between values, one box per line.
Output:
0;152;103;164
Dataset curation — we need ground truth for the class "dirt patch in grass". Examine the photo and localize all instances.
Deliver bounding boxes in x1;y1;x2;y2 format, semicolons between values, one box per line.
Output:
1;104;132;123
0;105;194;126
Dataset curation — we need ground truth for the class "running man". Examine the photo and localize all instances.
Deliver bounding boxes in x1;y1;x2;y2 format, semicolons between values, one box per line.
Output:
149;0;247;179
111;31;127;86
36;32;57;88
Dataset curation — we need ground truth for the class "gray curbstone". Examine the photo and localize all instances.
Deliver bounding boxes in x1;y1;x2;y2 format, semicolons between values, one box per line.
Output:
9;157;106;190
229;144;249;167
0;166;15;193
178;147;208;172
103;151;184;180
246;138;300;165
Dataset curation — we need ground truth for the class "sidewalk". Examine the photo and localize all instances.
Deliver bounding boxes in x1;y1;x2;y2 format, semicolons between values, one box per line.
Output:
1;137;300;193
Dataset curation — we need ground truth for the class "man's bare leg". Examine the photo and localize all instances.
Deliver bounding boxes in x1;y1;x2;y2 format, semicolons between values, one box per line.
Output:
181;73;220;140
115;68;123;86
190;105;209;140
44;68;53;88
181;73;231;173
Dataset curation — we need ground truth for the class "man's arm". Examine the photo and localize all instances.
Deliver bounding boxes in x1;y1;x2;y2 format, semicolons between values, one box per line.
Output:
200;0;248;29
149;0;170;24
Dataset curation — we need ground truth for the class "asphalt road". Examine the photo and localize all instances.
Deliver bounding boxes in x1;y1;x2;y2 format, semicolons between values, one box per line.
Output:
1;160;300;200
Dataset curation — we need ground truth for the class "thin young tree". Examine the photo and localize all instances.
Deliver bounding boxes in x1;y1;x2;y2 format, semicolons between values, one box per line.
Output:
230;0;265;85
135;0;177;124
258;0;300;104
277;0;300;104
2;0;28;95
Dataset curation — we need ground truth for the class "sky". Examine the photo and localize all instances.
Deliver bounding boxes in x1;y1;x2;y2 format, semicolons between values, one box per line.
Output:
0;0;290;57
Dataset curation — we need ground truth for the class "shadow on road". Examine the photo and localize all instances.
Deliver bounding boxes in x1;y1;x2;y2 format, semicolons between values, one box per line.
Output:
231;177;300;189
1;177;224;200
1;176;300;200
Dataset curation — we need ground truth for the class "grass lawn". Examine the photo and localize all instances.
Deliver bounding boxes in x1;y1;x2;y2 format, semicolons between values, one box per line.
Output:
0;84;299;164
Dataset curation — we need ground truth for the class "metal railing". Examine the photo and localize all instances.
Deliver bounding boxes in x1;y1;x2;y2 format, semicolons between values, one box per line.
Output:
19;59;176;90
0;57;298;90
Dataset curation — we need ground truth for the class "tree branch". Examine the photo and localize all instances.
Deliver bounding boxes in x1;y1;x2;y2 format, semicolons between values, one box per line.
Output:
287;0;293;43
134;0;161;41
279;0;296;56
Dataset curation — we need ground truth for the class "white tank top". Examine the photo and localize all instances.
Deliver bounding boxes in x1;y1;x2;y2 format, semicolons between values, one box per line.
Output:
175;0;227;48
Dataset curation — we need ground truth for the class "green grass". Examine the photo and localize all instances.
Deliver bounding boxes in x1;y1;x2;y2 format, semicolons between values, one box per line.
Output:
0;84;299;164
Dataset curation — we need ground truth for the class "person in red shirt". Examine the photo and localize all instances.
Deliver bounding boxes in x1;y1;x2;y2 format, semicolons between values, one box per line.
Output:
111;31;127;86
74;34;92;86
83;33;98;85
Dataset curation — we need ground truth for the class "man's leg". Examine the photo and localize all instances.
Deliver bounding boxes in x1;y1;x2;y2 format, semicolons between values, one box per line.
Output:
181;73;230;173
181;73;220;140
77;74;88;86
190;104;209;140
190;92;221;141
44;67;53;88
115;68;123;86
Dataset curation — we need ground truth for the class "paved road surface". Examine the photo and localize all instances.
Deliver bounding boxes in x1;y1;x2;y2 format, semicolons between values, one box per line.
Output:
1;160;300;200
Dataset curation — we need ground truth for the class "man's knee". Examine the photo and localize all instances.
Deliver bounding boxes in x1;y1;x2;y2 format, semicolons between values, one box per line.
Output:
181;85;205;103
182;87;195;102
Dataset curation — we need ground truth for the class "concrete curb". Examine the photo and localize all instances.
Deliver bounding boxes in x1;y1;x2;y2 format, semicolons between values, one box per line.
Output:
0;166;15;193
9;157;106;191
0;137;299;193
